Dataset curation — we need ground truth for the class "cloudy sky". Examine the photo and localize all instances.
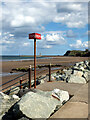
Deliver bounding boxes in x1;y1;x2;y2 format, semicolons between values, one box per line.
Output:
0;0;89;55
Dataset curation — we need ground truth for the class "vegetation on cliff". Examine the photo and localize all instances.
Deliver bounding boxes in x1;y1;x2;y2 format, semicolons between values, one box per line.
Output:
64;49;90;57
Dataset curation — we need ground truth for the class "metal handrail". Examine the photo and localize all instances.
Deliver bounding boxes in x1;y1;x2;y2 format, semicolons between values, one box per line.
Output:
0;64;64;93
4;82;27;94
0;72;28;87
2;81;19;91
2;79;27;91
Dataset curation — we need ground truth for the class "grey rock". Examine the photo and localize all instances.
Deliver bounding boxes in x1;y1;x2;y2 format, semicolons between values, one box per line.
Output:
51;73;57;77
82;71;89;82
74;62;80;67
68;75;87;84
53;60;90;84
38;75;49;83
9;86;20;95
51;73;57;80
78;61;84;65
38;75;47;84
31;80;34;86
11;94;20;101
73;66;85;71
65;69;72;77
0;92;20;119
55;75;61;80
52;89;69;104
13;89;68;119
72;70;83;77
84;61;89;66
0;92;10;118
63;69;68;72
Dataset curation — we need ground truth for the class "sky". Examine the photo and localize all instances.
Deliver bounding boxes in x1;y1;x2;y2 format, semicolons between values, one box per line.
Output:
0;0;89;55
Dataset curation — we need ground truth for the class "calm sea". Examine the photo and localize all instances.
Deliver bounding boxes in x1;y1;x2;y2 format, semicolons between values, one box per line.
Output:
0;56;52;61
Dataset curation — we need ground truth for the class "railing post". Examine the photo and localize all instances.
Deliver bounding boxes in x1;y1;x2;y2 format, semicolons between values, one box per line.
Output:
28;65;31;89
49;63;51;82
20;77;22;89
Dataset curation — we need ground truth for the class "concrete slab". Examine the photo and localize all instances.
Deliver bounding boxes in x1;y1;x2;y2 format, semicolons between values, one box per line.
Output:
70;84;88;103
37;81;84;95
50;102;88;118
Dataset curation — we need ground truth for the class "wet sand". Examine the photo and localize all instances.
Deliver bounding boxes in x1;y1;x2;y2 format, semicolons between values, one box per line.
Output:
2;56;89;73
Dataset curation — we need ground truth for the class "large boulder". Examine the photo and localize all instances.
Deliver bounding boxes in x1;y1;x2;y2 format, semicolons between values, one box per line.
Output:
12;89;69;119
0;92;10;119
9;86;20;95
73;66;85;71
52;89;69;104
72;70;83;77
82;71;89;82
0;92;20;119
68;75;87;84
65;69;72;77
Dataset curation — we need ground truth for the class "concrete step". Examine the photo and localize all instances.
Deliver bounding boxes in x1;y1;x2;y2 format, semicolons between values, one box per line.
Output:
50;102;88;119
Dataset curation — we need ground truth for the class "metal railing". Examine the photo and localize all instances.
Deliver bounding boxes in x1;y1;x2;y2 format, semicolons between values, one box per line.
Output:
0;72;28;93
0;64;64;93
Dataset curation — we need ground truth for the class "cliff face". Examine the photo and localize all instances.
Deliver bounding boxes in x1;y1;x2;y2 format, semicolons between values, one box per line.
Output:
64;49;90;57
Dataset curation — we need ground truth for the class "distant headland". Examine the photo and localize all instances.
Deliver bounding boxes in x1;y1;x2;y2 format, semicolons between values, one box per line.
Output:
64;49;90;57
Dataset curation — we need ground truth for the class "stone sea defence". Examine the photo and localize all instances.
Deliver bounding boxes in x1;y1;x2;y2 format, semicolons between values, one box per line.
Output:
51;60;89;84
1;89;69;120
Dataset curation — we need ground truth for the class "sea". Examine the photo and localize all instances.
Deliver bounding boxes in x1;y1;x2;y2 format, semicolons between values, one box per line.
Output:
0;55;52;62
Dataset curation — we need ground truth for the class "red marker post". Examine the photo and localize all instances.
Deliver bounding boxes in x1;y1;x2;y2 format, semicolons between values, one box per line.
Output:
29;33;41;88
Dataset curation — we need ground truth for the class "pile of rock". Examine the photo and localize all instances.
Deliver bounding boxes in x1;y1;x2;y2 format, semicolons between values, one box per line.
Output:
0;92;20;120
1;89;69;120
51;61;89;84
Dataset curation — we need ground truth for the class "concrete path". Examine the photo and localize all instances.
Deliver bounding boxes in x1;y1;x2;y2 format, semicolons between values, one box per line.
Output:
37;81;84;96
37;81;89;119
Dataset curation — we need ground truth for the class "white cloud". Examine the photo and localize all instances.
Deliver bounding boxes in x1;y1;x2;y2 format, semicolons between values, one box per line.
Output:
9;34;14;37
45;33;66;45
0;32;15;45
54;11;87;28
46;34;56;41
83;41;88;48
23;42;30;46
70;40;88;49
38;31;66;49
43;45;52;48
1;2;88;36
0;40;15;44
66;21;86;28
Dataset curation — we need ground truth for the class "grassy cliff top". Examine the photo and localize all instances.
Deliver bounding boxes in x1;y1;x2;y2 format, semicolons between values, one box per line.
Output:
64;49;90;57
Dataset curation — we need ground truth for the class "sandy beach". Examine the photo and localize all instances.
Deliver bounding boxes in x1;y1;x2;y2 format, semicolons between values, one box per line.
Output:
2;56;89;73
0;56;88;83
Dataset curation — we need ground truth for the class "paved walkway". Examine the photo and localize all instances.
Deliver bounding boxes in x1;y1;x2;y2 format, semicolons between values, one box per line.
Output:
37;81;89;119
37;81;84;96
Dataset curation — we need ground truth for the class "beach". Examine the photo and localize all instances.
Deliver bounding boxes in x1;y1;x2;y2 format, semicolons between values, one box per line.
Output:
1;56;88;84
0;56;89;119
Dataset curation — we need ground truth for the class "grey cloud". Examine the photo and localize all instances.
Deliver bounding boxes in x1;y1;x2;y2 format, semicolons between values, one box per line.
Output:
66;30;77;38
